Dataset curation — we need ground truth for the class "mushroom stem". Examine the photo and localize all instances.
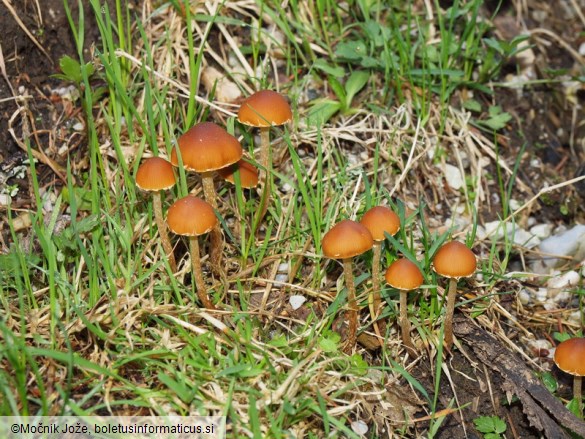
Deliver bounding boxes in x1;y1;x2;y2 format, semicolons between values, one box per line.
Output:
371;243;382;312
444;278;458;349
255;127;272;231
189;236;216;310
400;290;414;350
152;191;176;273
343;257;358;352
574;376;583;416
201;173;223;276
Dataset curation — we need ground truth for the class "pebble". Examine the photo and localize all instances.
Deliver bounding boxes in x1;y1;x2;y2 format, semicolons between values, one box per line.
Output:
443;163;464;190
484;220;540;248
547;270;580;290
568;310;582;326
534;288;548;303
274;274;288;286
536;225;585;271
351;420;368;436
289;295;306;310
530;223;553;239
0;194;10;207
518;289;532;305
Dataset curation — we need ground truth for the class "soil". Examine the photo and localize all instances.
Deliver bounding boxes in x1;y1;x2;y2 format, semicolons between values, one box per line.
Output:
0;0;583;436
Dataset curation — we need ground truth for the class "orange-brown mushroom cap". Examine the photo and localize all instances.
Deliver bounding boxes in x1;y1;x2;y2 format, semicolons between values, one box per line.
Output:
360;206;400;241
136;157;176;191
170;122;242;172
237;90;292;127
385;258;424;291
217;159;259;188
433;241;477;279
554;338;585;376
166;196;217;237
322;220;374;259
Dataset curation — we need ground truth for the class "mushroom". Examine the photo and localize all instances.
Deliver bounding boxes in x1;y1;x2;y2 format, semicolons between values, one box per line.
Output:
322;220;374;352
166;195;218;310
136;157;177;272
360;206;400;327
237;90;292;226
385;258;423;351
554;337;585;415
432;241;477;350
170;122;242;274
217;159;259;189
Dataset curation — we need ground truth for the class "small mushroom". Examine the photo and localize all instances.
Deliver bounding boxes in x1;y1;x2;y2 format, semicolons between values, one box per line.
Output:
385;258;423;352
237;90;292;226
218;159;259;189
432;241;477;350
167;196;218;310
360;206;400;328
170;122;242;274
323;220;373;352
136;157;177;272
554;337;585;416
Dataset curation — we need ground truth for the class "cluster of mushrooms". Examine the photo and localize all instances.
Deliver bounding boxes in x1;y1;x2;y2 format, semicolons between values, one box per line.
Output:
136;90;292;311
134;89;585;418
322;209;477;352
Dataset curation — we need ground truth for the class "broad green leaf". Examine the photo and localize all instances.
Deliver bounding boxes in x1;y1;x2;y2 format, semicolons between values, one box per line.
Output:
463;99;482;113
335;40;367;61
313;59;345;77
59;55;83;83
344;71;370;107
306;99;341;126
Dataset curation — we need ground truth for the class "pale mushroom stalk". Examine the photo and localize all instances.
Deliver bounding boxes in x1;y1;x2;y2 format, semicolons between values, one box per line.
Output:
201;172;222;273
371;243;382;315
400;289;414;350
189;236;215;310
574;376;583;415
255;128;272;230
152;191;176;273
444;278;458;349
343;258;358;352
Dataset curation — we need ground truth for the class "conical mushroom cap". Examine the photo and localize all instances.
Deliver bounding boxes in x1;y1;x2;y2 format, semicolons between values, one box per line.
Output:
166;196;217;237
433;241;476;278
322;220;373;259
170;122;242;172
237;90;292;127
385;258;424;291
554;337;585;376
136;157;176;191
360;206;400;241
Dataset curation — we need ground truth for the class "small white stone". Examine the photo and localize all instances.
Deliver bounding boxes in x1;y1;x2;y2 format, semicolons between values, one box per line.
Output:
530;223;553;239
518;289;532;305
534;288;548;303
274;274;288;286
281;183;292;193
351;420;368;436
542;300;556;311
509;199;522;211
443;163;464;190
527;217;537;227
550;290;571;304
547;271;580;289
289;295;306;310
539;225;585;269
527;338;552;352
72;122;84;131
513;228;540;248
278;263;289;272
568;310;582;326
